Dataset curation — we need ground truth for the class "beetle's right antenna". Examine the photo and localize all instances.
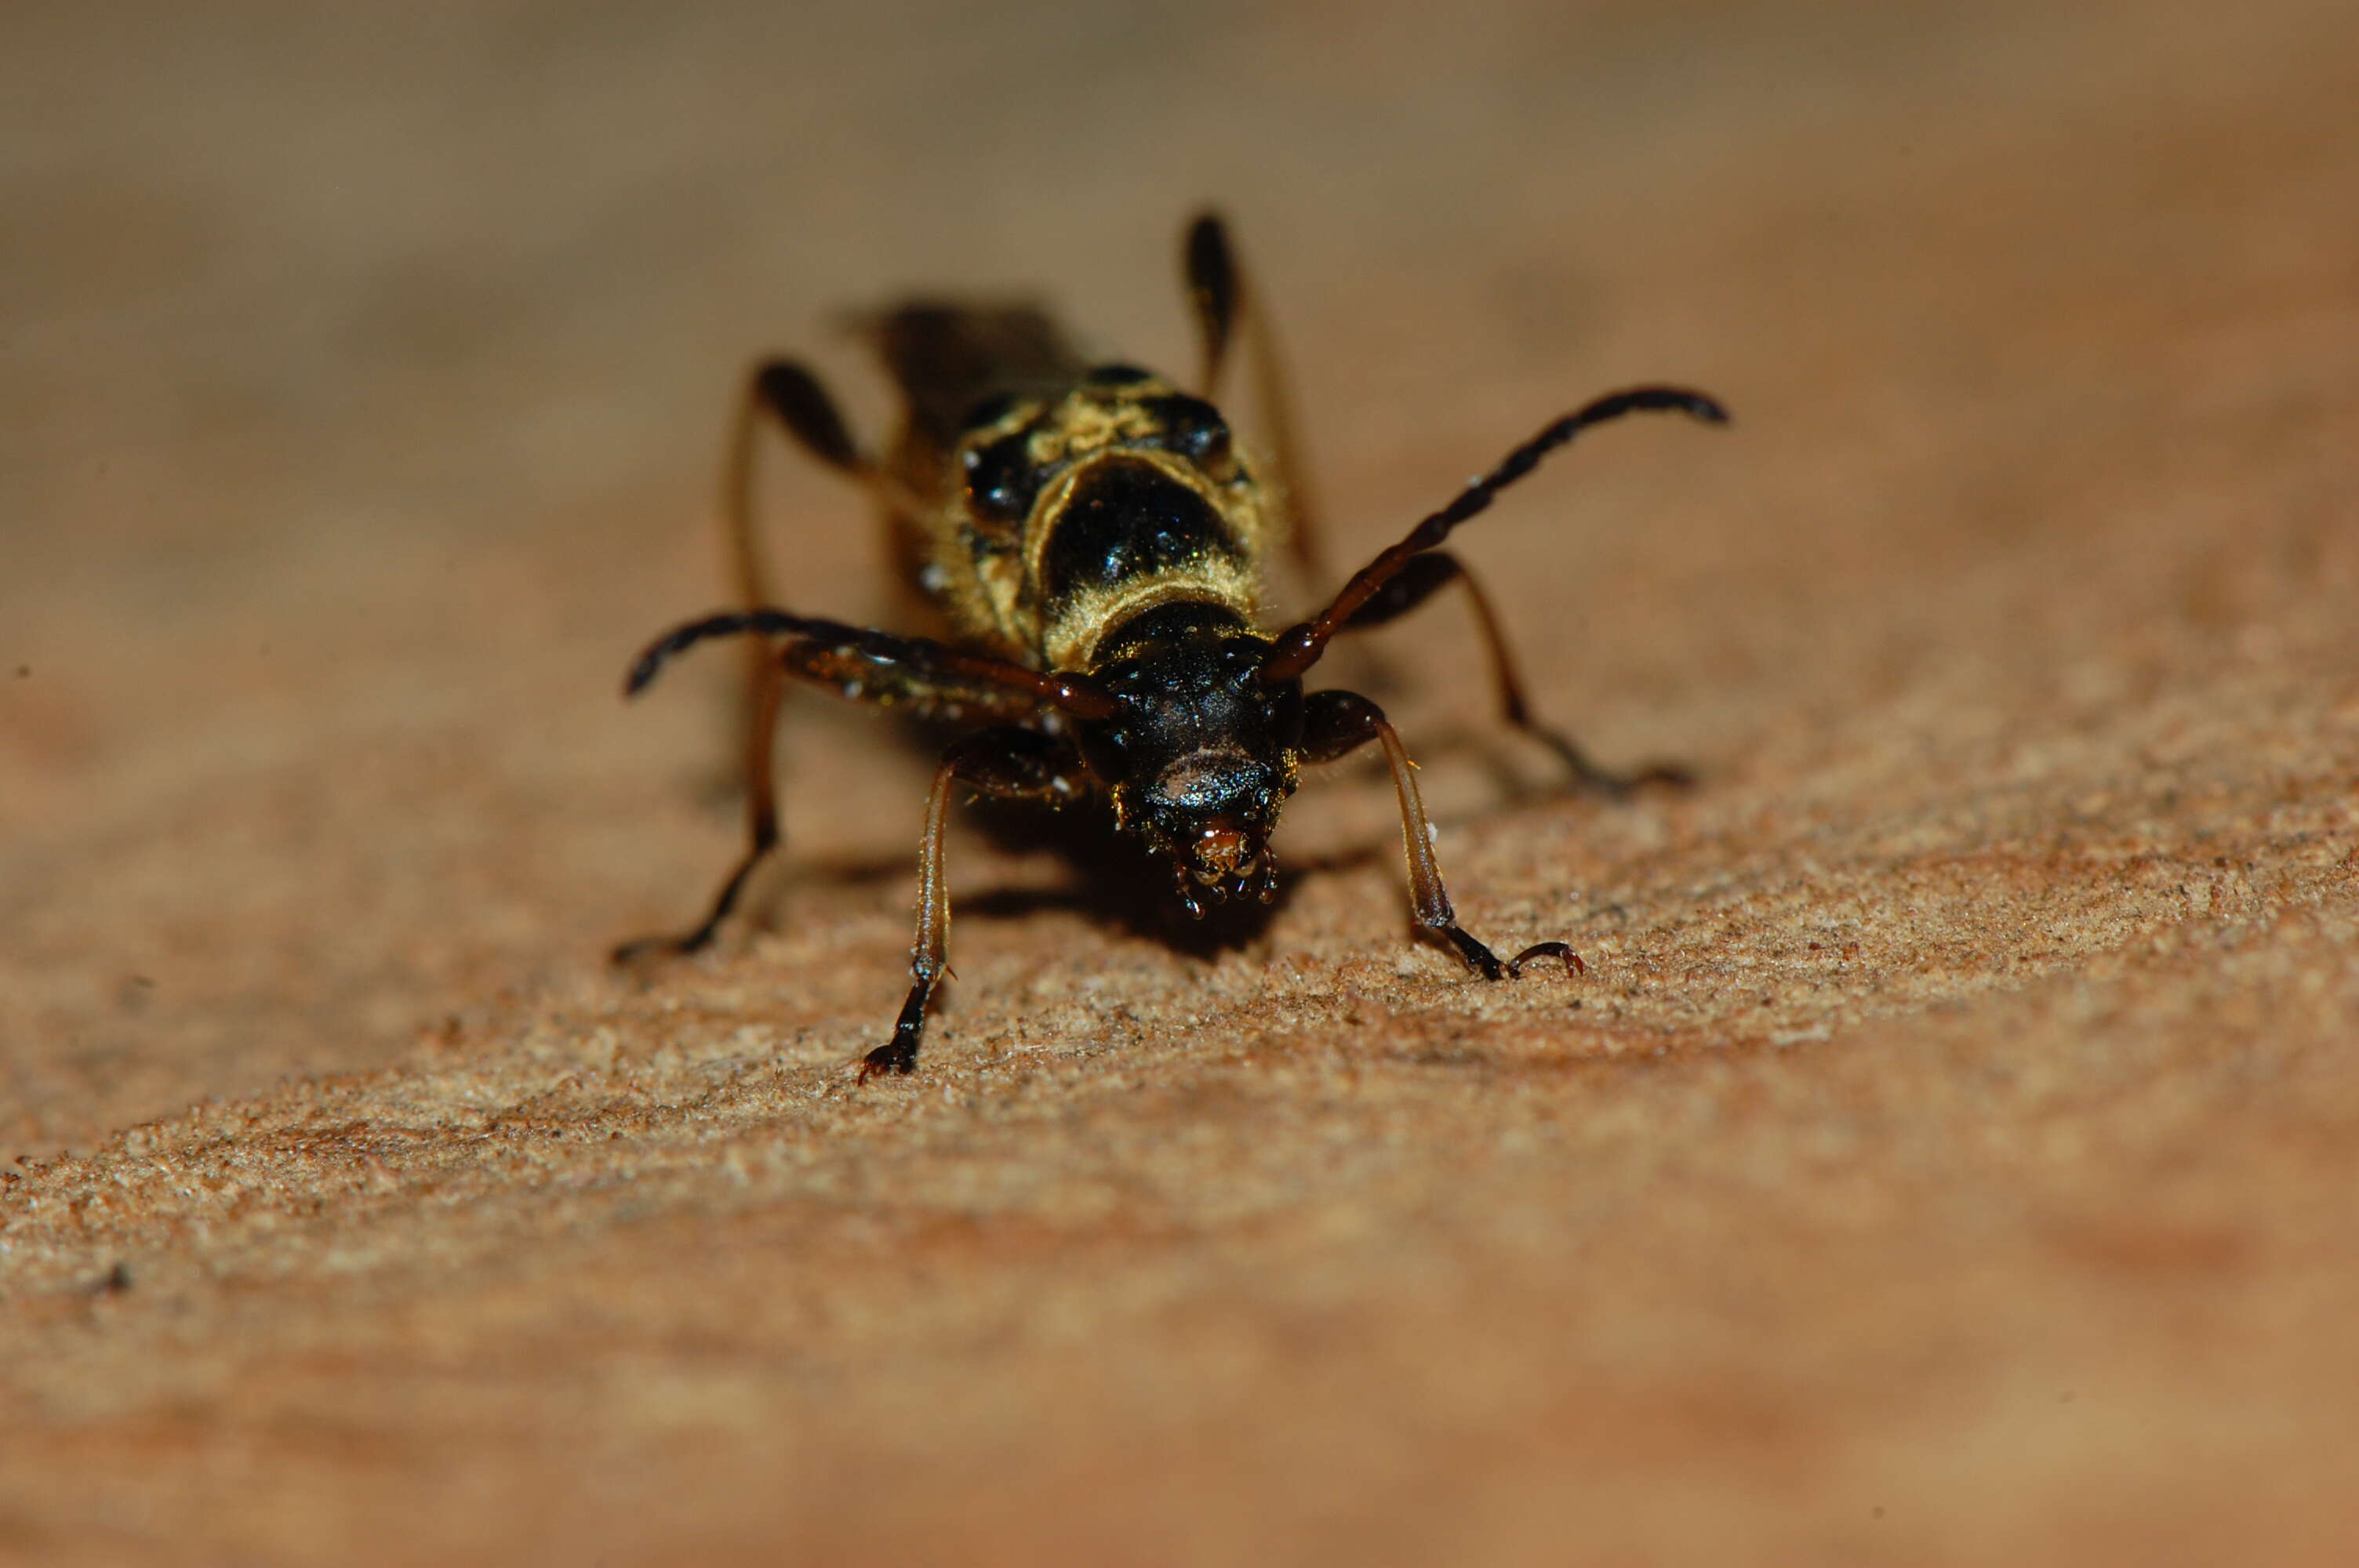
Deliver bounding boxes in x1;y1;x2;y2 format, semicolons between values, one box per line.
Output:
1258;388;1728;685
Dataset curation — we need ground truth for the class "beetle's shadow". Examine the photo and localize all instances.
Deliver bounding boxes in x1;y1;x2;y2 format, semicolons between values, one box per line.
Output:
787;796;1399;962
952;799;1326;961
769;714;1682;961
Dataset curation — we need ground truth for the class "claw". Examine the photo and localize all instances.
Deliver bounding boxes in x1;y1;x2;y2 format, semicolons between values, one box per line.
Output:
857;981;930;1081
1505;941;1585;978
856;1044;915;1083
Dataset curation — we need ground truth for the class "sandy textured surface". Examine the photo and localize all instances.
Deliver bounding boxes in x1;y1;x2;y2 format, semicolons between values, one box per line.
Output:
5;2;2358;1562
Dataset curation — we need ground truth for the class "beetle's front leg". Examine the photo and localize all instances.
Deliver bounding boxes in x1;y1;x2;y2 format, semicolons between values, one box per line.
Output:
1301;690;1583;982
860;727;1087;1080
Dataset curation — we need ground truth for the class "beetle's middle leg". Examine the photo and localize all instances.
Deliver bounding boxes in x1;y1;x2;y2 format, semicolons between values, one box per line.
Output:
1301;689;1581;981
1332;550;1691;796
614;610;1056;966
616;362;902;964
861;727;1089;1081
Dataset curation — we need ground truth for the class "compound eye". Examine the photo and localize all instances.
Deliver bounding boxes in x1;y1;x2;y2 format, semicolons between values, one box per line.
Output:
962;432;1041;524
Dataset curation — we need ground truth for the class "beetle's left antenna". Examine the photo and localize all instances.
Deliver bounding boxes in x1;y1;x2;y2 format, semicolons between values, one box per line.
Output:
624;609;1121;720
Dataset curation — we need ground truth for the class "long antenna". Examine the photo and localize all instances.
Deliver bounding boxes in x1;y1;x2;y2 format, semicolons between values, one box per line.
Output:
626;608;1121;720
1259;388;1728;684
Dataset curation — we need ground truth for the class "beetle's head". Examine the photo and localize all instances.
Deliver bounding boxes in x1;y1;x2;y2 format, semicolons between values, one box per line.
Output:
1079;603;1303;916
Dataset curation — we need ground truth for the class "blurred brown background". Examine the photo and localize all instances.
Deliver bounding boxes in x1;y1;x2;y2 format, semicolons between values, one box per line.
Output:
4;2;2357;1562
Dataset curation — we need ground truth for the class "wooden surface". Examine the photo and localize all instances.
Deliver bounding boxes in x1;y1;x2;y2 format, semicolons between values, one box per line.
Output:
5;2;2357;1561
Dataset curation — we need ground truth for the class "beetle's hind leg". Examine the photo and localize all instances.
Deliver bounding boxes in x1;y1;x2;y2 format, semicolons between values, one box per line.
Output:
1183;211;1332;592
613;361;883;965
645;694;781;956
616;606;1073;967
1331;550;1691;796
610;638;794;964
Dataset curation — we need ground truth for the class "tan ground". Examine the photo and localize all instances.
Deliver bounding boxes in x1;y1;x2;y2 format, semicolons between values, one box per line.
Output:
5;2;2358;1562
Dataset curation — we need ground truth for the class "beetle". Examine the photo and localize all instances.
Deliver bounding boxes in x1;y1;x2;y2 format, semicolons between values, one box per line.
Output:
617;212;1726;1077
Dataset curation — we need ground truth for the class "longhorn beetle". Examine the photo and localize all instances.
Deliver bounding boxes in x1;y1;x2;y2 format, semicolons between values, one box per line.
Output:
617;212;1726;1078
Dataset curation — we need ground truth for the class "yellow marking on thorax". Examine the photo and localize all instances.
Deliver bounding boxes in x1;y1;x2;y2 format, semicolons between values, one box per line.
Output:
1026;448;1269;670
913;380;1282;672
1041;562;1263;673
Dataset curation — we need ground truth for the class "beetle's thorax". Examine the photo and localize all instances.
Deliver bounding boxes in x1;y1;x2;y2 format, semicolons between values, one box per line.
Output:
915;364;1281;672
1077;601;1304;913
